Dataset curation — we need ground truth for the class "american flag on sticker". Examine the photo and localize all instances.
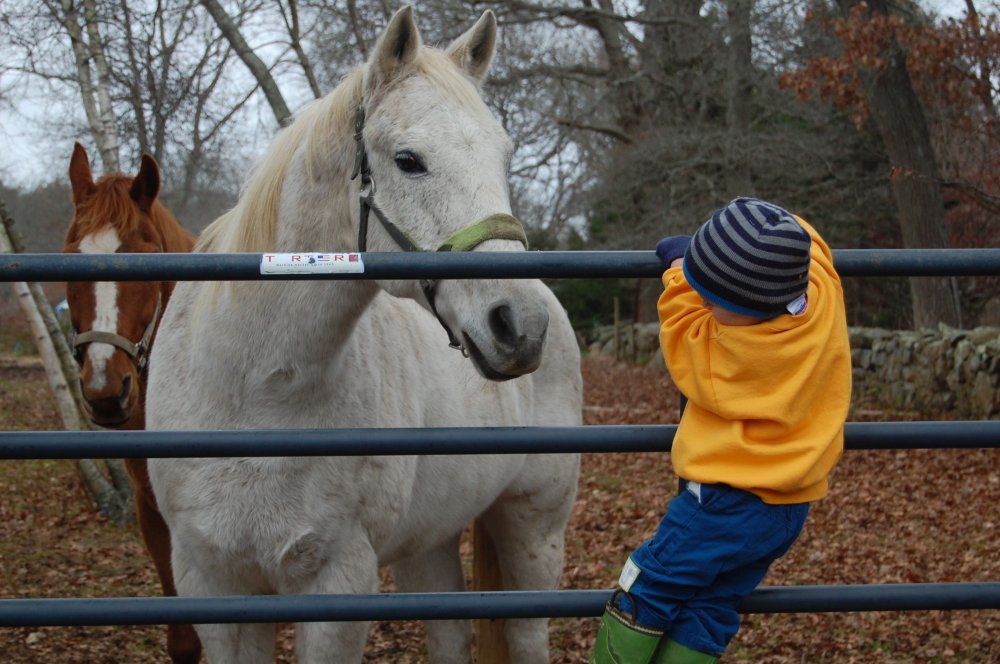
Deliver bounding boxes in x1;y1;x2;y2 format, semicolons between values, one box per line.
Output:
313;254;360;263
260;252;365;275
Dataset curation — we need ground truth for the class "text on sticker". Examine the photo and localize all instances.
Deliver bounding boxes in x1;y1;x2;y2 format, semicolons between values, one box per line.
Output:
260;253;365;275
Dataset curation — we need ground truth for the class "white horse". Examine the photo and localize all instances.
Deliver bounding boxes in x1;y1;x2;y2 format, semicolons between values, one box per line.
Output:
146;7;582;664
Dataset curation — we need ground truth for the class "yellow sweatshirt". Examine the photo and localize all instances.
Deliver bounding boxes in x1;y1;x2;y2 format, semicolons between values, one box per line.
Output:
658;218;852;504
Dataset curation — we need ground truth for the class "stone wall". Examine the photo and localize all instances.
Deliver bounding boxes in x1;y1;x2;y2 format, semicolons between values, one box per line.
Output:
586;323;1000;418
850;326;1000;418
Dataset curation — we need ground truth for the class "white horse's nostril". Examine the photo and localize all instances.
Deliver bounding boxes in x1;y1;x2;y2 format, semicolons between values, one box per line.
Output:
487;301;549;353
488;304;518;350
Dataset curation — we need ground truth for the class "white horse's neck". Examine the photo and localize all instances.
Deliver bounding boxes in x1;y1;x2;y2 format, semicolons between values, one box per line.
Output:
276;141;359;252
268;150;379;360
201;139;378;378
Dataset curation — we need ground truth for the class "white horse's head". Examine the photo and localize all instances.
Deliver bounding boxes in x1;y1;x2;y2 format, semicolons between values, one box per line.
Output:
354;7;552;380
200;7;555;380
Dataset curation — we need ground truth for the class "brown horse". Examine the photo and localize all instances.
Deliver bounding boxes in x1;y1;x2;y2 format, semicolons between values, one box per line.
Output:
64;143;200;664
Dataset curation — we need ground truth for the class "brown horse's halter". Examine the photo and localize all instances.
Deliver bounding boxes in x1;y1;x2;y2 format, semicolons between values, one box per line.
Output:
349;104;529;354
72;292;162;374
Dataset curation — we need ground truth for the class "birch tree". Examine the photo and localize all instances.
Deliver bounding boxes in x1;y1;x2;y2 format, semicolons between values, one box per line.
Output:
55;0;121;171
1;199;133;523
1;0;262;230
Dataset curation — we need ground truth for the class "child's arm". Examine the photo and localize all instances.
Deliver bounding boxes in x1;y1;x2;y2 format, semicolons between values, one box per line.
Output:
657;261;717;408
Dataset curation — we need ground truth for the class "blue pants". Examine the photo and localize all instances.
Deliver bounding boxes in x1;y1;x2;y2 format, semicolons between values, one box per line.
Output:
615;481;809;655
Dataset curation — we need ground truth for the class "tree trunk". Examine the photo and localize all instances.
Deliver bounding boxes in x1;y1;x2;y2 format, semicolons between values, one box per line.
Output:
280;0;322;99
59;0;120;172
725;0;756;197
9;279;83;430
199;0;293;127
82;0;120;168
1;201;133;524
839;0;962;328
347;0;370;59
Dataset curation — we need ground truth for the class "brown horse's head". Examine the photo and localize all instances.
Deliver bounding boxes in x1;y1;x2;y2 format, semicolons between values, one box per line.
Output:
64;143;194;429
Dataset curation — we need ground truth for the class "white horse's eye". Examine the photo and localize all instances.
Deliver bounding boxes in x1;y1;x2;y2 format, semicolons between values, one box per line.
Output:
394;150;427;175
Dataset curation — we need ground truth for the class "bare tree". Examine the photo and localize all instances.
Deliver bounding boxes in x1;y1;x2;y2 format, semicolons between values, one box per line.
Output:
55;0;121;171
1;199;133;523
725;0;756;196
112;0;253;223
278;0;322;98
198;0;294;126
1;0;262;231
836;0;962;328
5;0;978;334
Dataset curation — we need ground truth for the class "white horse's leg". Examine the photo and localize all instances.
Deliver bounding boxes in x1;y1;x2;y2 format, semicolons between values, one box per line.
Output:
482;453;580;664
390;533;471;664
193;620;275;664
287;537;380;664
171;550;275;664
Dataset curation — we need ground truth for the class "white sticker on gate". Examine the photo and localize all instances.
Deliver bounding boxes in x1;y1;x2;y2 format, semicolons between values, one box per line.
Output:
260;253;365;275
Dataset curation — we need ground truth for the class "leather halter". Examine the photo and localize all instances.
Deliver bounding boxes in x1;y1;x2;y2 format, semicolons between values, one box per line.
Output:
73;291;162;374
349;104;528;354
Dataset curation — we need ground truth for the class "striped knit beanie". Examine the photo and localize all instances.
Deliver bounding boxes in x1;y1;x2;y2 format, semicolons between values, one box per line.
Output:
682;197;812;318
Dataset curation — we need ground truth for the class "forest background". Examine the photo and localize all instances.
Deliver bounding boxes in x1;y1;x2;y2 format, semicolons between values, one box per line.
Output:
1;0;999;334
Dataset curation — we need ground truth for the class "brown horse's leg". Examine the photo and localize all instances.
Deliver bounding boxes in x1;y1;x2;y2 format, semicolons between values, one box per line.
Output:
125;458;202;664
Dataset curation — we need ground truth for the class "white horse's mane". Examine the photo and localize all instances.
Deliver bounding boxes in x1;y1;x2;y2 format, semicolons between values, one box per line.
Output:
196;48;492;256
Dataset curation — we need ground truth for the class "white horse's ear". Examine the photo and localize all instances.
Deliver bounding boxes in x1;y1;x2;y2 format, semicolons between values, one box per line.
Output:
367;5;421;91
446;10;497;83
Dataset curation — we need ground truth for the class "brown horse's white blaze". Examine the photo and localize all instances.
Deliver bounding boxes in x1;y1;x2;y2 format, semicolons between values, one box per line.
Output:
73;228;131;421
64;142;200;664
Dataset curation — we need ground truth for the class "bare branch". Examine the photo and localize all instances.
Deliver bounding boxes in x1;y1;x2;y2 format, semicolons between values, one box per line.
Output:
57;0;119;171
278;0;322;98
198;0;293;126
347;0;369;60
556;117;633;143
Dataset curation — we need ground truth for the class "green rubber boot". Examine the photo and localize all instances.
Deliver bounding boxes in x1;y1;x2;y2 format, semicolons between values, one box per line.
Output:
652;638;720;663
590;599;664;664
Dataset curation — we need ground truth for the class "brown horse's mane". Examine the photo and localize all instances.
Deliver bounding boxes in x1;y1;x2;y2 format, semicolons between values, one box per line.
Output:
71;174;151;240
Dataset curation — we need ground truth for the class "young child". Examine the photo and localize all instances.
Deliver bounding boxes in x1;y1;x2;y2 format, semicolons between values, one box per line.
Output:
591;197;852;663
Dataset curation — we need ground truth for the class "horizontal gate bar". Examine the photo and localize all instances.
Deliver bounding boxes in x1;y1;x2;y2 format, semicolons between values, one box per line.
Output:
1;584;997;627
2;249;1000;282
1;422;997;460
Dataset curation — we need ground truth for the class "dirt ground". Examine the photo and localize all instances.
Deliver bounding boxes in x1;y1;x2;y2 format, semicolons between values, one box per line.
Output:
0;346;997;663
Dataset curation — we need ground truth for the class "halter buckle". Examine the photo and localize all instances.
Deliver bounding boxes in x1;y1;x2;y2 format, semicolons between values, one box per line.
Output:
135;341;150;373
359;172;376;198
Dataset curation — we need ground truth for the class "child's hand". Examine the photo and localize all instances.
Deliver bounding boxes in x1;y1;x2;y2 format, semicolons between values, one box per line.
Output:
656;235;690;265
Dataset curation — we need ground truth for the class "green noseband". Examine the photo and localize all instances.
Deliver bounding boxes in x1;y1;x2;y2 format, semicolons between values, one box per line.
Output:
438;213;528;253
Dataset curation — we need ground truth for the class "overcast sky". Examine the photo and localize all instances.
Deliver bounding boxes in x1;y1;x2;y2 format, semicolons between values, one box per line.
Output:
0;0;977;191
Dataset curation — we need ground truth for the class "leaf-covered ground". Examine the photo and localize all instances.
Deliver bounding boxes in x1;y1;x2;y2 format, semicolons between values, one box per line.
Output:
0;352;997;663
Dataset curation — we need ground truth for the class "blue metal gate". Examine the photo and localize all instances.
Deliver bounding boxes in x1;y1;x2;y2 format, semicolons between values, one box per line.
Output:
2;249;999;626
